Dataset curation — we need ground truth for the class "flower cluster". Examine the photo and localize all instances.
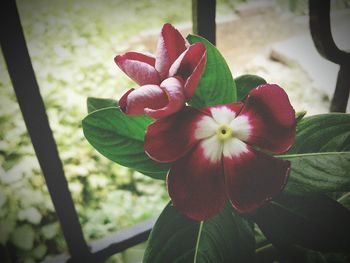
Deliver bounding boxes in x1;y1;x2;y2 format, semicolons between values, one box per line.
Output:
115;24;296;221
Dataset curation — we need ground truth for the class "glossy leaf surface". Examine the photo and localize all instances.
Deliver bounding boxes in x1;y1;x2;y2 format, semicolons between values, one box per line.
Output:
187;34;236;108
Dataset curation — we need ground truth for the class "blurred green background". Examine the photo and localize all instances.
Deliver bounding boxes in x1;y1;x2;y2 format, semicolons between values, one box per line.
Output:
1;0;349;262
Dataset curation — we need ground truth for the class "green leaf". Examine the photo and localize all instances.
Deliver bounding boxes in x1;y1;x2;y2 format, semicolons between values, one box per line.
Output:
10;224;35;251
305;250;350;263
187;34;236;108
32;244;47;259
17;207;42;225
235;74;267;101
144;203;255;263
252;113;350;255
249;194;350;253
287;113;350;154
279;113;350;196
279;152;350;195
41;223;59;240
87;97;118;113
82;107;170;179
0;217;15;245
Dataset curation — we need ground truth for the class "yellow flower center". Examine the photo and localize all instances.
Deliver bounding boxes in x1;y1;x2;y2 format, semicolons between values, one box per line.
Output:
216;124;233;142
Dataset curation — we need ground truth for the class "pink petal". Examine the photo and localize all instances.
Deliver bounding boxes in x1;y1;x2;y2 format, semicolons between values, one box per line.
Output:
115;52;160;85
145;107;204;163
118;88;134;112
167;143;226;221
169;42;206;99
224;146;290;213
183;48;206;99
155;23;187;80
120;85;168;115
145;77;186;119
239;84;296;154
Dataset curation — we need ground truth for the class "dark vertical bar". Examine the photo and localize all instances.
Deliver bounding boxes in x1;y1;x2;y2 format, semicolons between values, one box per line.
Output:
192;0;216;45
0;1;92;262
330;64;350;112
309;0;350;112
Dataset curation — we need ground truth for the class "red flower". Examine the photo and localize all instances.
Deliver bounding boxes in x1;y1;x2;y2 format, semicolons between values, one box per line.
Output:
145;84;296;221
115;23;206;118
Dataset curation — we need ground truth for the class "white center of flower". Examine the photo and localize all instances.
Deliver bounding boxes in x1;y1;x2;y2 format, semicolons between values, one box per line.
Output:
195;107;251;163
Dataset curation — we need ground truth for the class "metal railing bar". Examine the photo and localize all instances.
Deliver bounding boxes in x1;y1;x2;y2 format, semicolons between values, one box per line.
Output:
330;64;350;112
91;217;155;261
0;1;91;261
192;0;216;45
309;0;350;112
309;0;350;64
44;218;156;263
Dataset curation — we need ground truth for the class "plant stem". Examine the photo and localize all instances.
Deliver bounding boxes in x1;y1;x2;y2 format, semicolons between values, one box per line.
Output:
255;243;273;254
193;221;204;263
337;192;350;202
275;151;349;159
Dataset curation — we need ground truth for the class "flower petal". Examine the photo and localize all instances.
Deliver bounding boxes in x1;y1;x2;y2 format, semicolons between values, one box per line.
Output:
145;107;203;163
144;77;186;119
118;88;134;112
194;115;217;140
167;143;226;221
155;23;187;80
239;84;296;154
200;136;223;163
229;115;251;142
223;146;290;213
207;103;243;125
120;85;168;115
115;52;160;85
169;42;206;99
